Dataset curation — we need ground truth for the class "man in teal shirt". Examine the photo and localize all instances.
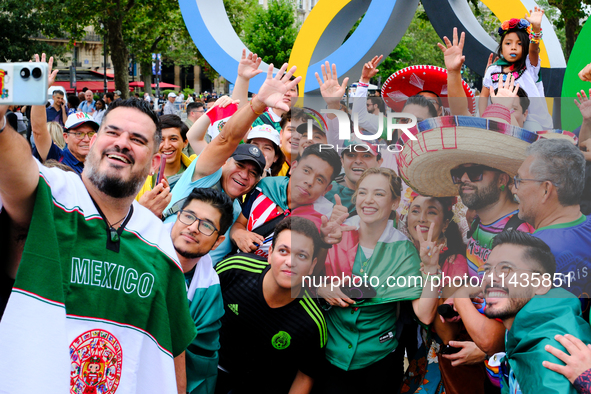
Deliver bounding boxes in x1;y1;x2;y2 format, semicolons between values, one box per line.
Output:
480;230;591;394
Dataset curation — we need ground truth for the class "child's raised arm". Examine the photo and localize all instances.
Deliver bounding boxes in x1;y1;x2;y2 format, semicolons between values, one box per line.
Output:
525;6;544;67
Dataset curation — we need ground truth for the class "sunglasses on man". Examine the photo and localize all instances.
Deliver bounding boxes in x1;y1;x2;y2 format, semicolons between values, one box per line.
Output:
450;165;498;184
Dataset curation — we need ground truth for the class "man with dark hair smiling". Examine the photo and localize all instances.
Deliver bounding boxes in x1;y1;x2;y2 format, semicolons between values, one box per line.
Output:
479;230;591;394
0;58;196;394
162;63;302;265
214;216;326;394
230;143;350;259
168;188;234;394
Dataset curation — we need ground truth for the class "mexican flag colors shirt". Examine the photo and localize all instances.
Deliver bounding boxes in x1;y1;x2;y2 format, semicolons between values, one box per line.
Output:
0;162;196;394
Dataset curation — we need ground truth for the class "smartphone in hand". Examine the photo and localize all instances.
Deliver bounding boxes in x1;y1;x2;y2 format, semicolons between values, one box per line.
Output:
0;62;48;106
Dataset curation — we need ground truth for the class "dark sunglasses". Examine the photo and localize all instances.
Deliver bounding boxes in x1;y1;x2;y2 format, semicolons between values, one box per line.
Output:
450;165;498;184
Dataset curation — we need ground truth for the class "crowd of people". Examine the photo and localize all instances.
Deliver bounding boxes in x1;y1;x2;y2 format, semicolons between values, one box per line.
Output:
1;8;591;394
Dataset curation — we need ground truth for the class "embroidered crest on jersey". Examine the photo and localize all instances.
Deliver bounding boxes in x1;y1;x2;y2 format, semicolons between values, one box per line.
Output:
271;331;291;350
70;329;123;394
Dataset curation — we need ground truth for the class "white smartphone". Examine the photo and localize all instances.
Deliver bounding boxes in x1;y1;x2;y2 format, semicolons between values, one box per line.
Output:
0;62;49;106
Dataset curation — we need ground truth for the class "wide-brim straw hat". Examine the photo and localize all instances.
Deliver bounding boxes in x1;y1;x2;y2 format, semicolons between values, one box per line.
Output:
397;116;540;197
381;65;476;114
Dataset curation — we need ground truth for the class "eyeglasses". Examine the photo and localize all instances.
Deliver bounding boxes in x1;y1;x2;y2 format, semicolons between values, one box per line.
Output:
67;131;96;140
450;165;497;184
178;210;219;236
479;263;538;278
513;175;552;190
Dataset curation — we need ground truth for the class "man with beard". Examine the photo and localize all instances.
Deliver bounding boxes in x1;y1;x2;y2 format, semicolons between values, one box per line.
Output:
0;96;196;393
452;163;534;278
168;188;234;394
478;230;591;394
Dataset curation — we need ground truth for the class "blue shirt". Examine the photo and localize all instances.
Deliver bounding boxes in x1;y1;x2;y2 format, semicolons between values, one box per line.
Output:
533;215;591;307
32;142;84;174
46;106;64;126
78;100;95;114
163;155;241;265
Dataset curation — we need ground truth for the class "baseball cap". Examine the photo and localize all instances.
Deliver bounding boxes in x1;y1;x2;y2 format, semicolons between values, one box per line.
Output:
247;125;280;147
295;122;325;136
114;90;122;95
168;92;177;98
65;112;100;131
231;144;266;176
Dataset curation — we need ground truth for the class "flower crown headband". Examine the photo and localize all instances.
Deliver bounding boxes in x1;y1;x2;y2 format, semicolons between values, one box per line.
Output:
498;18;534;39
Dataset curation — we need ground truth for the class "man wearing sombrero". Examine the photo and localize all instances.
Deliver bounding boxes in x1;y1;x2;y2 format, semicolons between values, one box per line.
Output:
397;76;538;370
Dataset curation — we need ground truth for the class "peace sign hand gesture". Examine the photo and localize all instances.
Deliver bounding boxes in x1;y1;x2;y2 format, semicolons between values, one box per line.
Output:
415;222;443;271
320;195;356;245
360;55;383;84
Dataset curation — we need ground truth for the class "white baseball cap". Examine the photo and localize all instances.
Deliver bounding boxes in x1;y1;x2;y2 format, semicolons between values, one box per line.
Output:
65;112;100;131
168;92;177;98
247;125;280;147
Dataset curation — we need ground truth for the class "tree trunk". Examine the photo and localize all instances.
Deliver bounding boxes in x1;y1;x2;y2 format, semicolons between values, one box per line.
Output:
107;17;129;99
140;62;152;95
564;16;578;62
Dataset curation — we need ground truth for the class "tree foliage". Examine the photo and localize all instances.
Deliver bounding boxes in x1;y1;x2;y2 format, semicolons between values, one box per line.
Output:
547;0;590;60
0;0;68;62
372;6;446;83
242;0;299;66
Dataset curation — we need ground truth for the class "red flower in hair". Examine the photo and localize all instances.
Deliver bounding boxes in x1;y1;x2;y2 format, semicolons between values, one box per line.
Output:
508;18;520;29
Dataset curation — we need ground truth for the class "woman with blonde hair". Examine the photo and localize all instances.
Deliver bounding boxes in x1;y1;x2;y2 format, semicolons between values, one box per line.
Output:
317;167;442;393
47;121;66;149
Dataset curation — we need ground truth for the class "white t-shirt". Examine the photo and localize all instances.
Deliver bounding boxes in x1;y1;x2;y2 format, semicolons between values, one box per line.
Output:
483;54;553;129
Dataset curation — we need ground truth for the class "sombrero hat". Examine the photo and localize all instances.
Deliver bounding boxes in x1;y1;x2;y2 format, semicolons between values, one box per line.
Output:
381;65;476;115
396;116;540;197
536;129;578;145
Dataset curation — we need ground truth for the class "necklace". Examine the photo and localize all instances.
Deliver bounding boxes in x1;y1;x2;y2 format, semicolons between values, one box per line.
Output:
89;196;134;252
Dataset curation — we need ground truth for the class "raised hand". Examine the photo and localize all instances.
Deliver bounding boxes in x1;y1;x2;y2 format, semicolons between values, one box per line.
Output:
543;334;591;384
525;6;544;32
575;89;591;121
490;72;519;108
360;55;383;84
208;96;239;113
237;49;263;80
315;61;349;106
320;213;356;245
34;53;59;88
438;27;465;73
256;63;302;112
579;63;591;82
415;222;443;270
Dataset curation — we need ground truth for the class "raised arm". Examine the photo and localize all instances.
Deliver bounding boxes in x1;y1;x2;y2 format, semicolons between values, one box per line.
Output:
351;55;383;134
439;28;471;116
231;49;263;109
525;6;544;67
186;96;239;157
32;54;60;161
575;89;591;151
192;63;302;181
